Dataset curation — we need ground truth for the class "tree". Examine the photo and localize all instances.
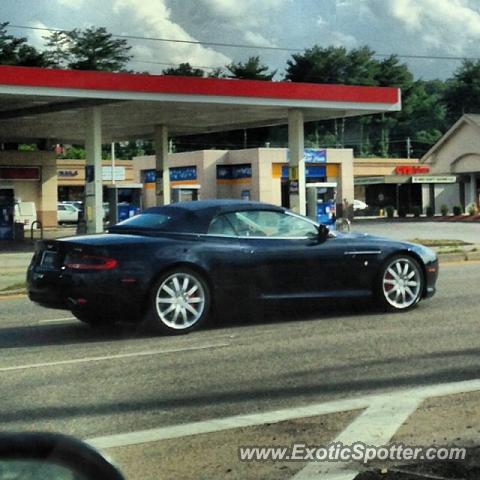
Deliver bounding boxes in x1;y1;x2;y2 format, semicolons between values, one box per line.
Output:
45;27;132;71
163;62;204;76
43;30;72;68
443;60;480;123
285;46;378;85
0;22;47;66
226;56;276;80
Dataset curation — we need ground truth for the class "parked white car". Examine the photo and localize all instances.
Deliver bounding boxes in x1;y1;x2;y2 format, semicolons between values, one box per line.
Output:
58;203;80;224
353;199;368;211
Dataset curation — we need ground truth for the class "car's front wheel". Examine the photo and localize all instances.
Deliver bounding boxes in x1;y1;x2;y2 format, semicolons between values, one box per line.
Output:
145;268;210;335
378;255;424;311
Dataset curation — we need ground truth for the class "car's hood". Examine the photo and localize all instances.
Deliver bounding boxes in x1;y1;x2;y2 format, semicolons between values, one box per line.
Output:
334;231;438;261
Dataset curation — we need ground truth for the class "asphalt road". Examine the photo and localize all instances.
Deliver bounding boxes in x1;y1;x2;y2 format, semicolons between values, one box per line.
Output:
0;262;479;441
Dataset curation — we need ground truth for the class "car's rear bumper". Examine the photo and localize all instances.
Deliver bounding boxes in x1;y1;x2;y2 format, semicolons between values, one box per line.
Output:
423;258;439;299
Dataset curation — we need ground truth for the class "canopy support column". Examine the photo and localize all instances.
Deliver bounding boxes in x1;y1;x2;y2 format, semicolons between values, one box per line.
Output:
154;125;170;205
288;109;306;215
84;107;103;234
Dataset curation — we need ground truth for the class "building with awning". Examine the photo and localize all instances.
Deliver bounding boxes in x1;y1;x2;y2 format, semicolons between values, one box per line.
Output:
0;65;401;234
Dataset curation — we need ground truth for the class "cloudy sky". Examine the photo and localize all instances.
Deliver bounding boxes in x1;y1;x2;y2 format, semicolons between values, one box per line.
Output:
3;0;480;80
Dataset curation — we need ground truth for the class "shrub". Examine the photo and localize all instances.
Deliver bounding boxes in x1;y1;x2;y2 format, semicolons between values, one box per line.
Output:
440;204;449;216
453;205;462;216
426;206;434;217
398;206;407;218
466;202;479;216
385;205;395;218
412;206;421;217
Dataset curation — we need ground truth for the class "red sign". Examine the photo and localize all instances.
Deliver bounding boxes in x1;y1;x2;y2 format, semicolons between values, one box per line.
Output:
395;165;430;175
0;167;40;180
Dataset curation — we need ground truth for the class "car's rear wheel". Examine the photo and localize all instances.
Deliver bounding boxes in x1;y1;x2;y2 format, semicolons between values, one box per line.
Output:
145;268;210;334
378;255;424;311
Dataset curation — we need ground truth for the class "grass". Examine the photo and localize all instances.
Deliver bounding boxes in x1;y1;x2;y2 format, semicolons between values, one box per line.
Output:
436;247;465;254
409;238;471;247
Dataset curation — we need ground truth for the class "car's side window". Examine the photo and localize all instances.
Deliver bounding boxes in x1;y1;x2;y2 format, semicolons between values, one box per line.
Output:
207;214;237;236
223;210;317;238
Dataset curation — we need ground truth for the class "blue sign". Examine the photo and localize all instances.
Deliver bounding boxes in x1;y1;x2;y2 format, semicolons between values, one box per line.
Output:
286;148;327;163
143;166;197;183
281;165;326;179
217;164;252;180
304;148;327;163
143;169;157;183
170;166;197;182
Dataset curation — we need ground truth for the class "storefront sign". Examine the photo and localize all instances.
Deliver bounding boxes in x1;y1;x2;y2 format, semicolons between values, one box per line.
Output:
143;169;157;183
0;167;40;181
354;176;385;185
102;166;126;181
395;165;430;175
58;169;79;177
412;175;456;184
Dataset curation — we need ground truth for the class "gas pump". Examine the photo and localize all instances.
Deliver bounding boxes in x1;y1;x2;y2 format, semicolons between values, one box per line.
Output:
106;184;143;225
171;185;200;203
306;182;337;228
0;188;14;240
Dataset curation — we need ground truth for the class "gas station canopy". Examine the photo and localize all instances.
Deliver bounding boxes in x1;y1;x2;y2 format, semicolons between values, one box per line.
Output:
0;65;401;143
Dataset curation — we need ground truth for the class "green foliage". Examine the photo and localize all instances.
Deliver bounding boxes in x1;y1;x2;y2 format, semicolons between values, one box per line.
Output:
18;144;37;151
385;205;395;218
412;205;422;217
45;27;131;71
466;202;479;216
443;60;480;123
58;146;86;159
163;62;204;77
0;22;48;66
226;56;276;80
453;205;463;216
440;204;449;216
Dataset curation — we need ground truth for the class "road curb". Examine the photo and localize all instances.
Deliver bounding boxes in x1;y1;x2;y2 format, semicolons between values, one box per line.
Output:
0;289;27;298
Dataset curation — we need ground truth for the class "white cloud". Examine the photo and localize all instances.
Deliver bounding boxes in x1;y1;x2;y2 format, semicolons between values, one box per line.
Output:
112;0;230;70
243;31;276;48
384;0;480;54
55;0;85;8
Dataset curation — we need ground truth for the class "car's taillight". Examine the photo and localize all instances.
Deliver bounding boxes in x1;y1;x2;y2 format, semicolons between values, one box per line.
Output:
64;255;118;271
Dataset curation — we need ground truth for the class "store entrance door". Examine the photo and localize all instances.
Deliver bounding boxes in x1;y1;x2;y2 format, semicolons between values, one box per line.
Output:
0;188;14;240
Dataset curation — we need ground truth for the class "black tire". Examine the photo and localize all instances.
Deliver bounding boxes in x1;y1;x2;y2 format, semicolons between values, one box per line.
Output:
376;254;424;312
144;267;211;335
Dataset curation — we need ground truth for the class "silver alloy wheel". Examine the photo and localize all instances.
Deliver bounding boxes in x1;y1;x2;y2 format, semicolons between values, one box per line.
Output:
382;257;422;309
155;273;206;330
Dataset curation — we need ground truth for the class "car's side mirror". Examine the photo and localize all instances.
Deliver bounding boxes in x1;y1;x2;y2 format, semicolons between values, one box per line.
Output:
0;432;125;480
317;224;330;241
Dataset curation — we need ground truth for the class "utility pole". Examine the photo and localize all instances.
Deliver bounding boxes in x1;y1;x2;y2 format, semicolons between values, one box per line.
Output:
110;142;116;185
406;137;412;159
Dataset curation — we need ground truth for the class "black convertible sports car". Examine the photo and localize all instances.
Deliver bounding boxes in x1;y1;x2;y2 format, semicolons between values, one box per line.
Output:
27;200;438;334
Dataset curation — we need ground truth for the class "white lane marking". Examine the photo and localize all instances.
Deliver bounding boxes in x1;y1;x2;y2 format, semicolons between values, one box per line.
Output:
87;377;480;451
38;317;76;324
0;343;229;373
87;397;373;450
292;394;423;480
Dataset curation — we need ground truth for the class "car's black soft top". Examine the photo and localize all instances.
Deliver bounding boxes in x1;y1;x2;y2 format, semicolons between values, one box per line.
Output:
111;200;285;234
